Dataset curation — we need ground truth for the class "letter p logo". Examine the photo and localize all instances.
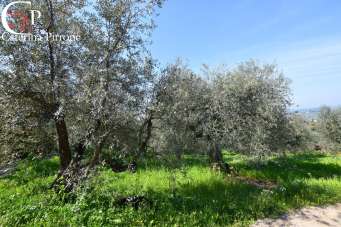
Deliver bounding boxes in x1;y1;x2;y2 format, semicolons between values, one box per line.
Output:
30;9;41;25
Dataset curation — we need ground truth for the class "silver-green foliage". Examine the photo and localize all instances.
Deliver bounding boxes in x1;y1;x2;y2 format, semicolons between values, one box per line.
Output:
150;60;292;157
318;106;341;150
0;0;163;165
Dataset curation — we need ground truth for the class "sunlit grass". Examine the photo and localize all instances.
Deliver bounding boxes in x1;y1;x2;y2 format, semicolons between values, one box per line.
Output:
1;152;341;226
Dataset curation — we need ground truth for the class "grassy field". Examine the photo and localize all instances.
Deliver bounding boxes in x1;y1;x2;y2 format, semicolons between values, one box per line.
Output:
0;152;341;226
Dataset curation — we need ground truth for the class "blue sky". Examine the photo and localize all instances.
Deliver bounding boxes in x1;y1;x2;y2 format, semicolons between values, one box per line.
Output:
151;0;341;109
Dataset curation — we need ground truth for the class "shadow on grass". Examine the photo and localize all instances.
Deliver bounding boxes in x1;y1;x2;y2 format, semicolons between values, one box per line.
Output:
138;154;209;170
2;157;59;184
1;152;340;226
141;175;339;226
233;152;341;182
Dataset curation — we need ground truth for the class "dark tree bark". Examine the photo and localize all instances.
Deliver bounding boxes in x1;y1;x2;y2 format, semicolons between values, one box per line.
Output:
175;146;182;161
74;141;85;163
138;111;153;155
46;0;72;172
55;119;72;171
208;143;231;173
89;141;104;168
208;143;223;163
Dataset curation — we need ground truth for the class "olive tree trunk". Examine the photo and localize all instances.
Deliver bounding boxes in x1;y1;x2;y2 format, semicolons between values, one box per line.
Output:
208;143;231;173
55;119;72;171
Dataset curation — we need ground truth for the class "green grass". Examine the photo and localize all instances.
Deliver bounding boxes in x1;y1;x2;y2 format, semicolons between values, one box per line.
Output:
1;152;341;226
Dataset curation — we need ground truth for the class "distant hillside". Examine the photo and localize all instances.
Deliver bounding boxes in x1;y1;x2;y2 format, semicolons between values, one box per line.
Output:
291;107;321;119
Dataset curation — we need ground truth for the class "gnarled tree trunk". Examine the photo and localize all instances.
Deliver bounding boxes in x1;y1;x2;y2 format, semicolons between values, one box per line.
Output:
89;141;104;168
74;141;85;164
138;111;153;155
55;119;72;171
208;143;231;173
209;143;223;163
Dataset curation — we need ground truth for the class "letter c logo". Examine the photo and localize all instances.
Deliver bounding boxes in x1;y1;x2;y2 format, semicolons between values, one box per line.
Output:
2;1;32;35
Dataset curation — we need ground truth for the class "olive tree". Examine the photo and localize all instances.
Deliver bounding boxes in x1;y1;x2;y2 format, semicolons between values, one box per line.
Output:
144;61;292;170
318;106;341;150
149;62;210;159
69;0;163;167
0;0;163;174
0;0;86;170
285;113;316;151
204;61;292;165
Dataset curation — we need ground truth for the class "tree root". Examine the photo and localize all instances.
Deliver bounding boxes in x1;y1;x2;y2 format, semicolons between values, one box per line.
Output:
211;161;235;174
116;195;152;210
50;161;88;193
107;159;137;173
232;175;278;190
